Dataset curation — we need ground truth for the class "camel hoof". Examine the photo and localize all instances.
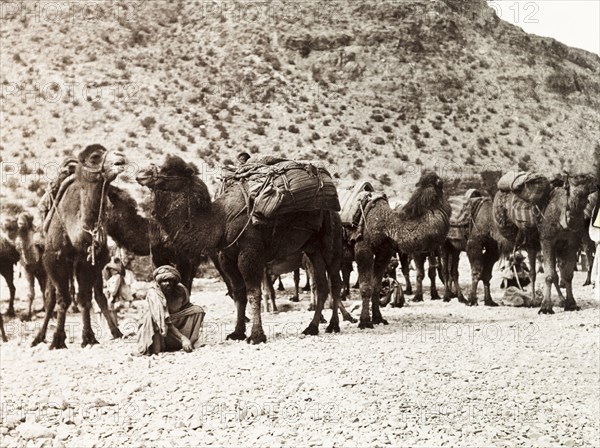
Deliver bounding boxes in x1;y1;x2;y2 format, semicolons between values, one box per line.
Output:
71;306;80;314
430;294;441;301
485;300;499;307
31;335;45;347
325;323;340;333
583;281;591;286
49;335;68;350
244;316;250;323
343;315;357;323
319;316;327;324
1;336;7;343
302;286;311;292
81;332;99;347
563;304;580;312
20;313;32;322
307;304;316;311
373;317;389;326
246;333;267;344
412;295;424;303
226;331;246;341
538;308;554;315
302;323;319;336
277;286;285;292
468;300;478;307
403;288;413;296
290;297;300;303
358;320;374;330
5;308;15;318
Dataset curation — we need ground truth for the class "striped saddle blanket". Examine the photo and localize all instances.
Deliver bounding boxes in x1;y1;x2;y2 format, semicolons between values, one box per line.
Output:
493;191;540;230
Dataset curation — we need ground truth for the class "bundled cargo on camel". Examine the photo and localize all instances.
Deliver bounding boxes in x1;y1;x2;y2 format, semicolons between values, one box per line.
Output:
497;171;551;206
337;181;387;241
220;156;340;223
447;189;486;241
494;172;552;230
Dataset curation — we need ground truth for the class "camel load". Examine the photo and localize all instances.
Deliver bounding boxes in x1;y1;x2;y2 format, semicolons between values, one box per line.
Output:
447;189;487;241
497;171;551;205
221;156;340;222
494;172;552;230
338;181;387;240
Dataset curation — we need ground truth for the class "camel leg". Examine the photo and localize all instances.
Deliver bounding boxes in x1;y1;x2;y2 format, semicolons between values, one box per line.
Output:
22;268;36;321
238;249;266;344
428;252;441;301
482;243;499;306
302;270;311;292
355;243;374;329
262;272;277;313
559;251;580;312
36;267;47;315
0;313;7;342
291;269;300;302
32;285;56;346
304;260;326;323
527;249;540;311
371;251;392;325
219;254;247;340
325;254;344;333
538;244;555;315
412;253;426;302
93;279;123;339
1;266;16;317
302;253;330;335
583;242;594;286
340;260;352;301
70;275;79;313
441;245;452;302
49;278;71;350
400;252;413;295
277;275;285;291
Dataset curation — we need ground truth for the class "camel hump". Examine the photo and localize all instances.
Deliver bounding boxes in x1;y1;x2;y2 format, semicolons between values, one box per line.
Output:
42;174;76;234
339;182;376;225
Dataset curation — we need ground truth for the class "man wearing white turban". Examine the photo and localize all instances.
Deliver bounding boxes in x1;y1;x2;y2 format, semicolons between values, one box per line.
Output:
136;265;205;355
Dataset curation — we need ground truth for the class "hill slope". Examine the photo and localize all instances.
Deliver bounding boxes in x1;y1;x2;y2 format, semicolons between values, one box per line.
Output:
1;0;599;203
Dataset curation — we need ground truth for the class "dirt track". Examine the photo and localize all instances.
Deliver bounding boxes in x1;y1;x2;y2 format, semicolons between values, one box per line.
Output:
1;266;598;447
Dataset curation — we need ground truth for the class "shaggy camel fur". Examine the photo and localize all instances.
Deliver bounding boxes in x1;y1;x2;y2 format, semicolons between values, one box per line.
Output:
137;155;343;343
32;145;126;349
494;174;596;314
352;172;450;328
441;198;500;306
0;235;19;341
14;212;47;320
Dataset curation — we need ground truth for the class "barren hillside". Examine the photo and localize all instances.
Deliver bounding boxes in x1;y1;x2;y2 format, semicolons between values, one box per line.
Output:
1;0;599;208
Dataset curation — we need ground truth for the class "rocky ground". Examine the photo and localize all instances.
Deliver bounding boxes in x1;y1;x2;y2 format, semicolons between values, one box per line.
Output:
0;262;598;448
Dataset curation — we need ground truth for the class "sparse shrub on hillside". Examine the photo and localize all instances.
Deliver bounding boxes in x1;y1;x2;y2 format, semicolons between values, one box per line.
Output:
415;158;423;165
410;124;420;134
27;179;45;194
141;116;156;132
414;139;425;149
1;201;24;215
465;157;475;165
288;125;299;134
349;168;361;180
372;137;385;145
394;166;406;176
5;178;19;192
346;137;361;151
371;114;384;122
379;174;392;186
440;138;449;146
546;71;582;97
354;159;364;168
518;122;529;132
516;139;523;147
518;160;529;171
382;125;392;133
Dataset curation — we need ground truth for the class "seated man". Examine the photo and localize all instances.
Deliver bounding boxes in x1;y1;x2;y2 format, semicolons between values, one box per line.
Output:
137;265;205;355
501;253;531;290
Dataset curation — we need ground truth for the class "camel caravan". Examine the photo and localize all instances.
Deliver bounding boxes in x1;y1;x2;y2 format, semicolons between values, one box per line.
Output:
1;144;599;350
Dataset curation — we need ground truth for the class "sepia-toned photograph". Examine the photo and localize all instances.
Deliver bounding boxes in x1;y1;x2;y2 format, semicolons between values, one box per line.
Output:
0;1;599;446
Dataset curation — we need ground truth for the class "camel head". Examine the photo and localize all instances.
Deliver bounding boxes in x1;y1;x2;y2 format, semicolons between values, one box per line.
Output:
16;212;34;233
1;217;18;241
77;144;127;183
136;154;199;191
401;171;448;219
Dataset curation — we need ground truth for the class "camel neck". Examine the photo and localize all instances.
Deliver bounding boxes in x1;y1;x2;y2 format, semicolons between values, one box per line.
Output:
76;178;108;230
